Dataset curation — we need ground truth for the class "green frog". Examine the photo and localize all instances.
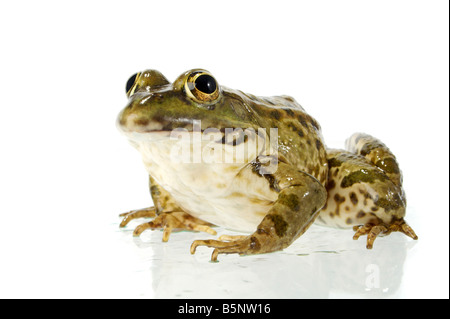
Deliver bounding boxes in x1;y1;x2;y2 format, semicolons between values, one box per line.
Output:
117;69;418;261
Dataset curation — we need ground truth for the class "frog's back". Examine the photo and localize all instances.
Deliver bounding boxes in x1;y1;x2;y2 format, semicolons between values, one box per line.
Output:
227;89;329;186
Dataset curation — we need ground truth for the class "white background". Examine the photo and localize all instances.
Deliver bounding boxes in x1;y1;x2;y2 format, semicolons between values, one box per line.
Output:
0;0;448;298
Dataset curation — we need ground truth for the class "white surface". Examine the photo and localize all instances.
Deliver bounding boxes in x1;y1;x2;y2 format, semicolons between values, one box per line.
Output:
0;0;448;299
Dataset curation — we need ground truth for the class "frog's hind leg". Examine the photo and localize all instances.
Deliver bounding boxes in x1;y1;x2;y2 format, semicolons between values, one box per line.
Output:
353;219;417;249
345;133;403;187
318;133;418;248
120;176;217;241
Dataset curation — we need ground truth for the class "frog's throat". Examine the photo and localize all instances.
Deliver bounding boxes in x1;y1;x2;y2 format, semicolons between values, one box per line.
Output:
123;128;279;169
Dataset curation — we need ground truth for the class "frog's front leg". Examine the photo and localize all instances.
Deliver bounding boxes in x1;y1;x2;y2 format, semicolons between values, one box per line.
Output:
120;176;216;241
191;164;327;261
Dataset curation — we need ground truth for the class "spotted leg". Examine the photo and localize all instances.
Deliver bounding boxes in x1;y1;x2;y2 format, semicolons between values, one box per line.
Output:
316;133;418;249
191;164;327;261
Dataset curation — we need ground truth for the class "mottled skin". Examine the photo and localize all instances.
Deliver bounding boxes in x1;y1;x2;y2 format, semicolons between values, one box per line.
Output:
117;69;417;261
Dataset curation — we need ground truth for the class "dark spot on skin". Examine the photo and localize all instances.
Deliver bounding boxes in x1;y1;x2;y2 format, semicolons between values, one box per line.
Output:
150;185;161;197
267;215;289;237
357;211;366;218
249;236;261;251
250;161;280;192
350;192;358;205
334;194;345;203
341;169;388;188
221;132;248;146
278;193;300;211
326;179;336;191
315;139;322;151
309;118;320;131
333;194;345;217
283;108;295;117
346;217;353;225
345;206;350;212
264;174;279;192
270;110;281;120
328;157;343;168
298;115;308;128
371;206;379;212
297;128;304;137
333;168;340;177
287;123;304;137
134;117;149;126
152;114;166;124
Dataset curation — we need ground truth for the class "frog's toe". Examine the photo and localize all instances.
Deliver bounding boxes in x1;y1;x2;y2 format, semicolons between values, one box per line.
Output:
353;219;418;249
353;224;389;249
119;207;156;227
389;219;419;240
217;234;247;241
190;236;253;262
131;212;217;242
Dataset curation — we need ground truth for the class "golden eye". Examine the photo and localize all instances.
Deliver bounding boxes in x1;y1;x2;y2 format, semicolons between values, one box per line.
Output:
185;72;220;103
126;72;140;97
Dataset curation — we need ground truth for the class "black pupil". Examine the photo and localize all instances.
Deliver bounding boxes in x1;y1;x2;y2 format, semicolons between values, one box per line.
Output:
126;73;138;93
194;74;217;94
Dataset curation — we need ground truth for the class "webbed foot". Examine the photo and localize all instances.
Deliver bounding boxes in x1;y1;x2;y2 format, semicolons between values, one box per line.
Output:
353;219;418;249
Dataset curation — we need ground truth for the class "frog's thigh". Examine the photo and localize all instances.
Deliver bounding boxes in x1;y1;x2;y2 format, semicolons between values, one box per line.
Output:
191;164;327;261
317;150;404;228
317;149;417;248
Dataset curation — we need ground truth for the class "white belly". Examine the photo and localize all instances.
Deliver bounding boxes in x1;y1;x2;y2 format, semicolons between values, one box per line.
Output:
128;132;278;232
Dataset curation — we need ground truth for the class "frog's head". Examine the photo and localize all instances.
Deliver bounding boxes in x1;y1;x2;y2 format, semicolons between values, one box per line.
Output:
117;69;258;136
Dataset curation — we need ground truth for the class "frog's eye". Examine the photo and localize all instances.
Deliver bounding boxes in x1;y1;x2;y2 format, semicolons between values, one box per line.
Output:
126;72;140;97
185;72;220;104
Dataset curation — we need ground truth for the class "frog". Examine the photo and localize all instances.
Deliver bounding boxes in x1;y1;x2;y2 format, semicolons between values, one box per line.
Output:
117;69;418;261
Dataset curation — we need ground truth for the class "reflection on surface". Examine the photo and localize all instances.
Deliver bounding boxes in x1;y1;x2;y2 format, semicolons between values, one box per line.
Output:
125;222;415;298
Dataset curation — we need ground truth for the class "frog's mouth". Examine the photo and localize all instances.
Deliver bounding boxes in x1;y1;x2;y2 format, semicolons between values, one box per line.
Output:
117;109;249;134
119;123;276;167
119;125;264;147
